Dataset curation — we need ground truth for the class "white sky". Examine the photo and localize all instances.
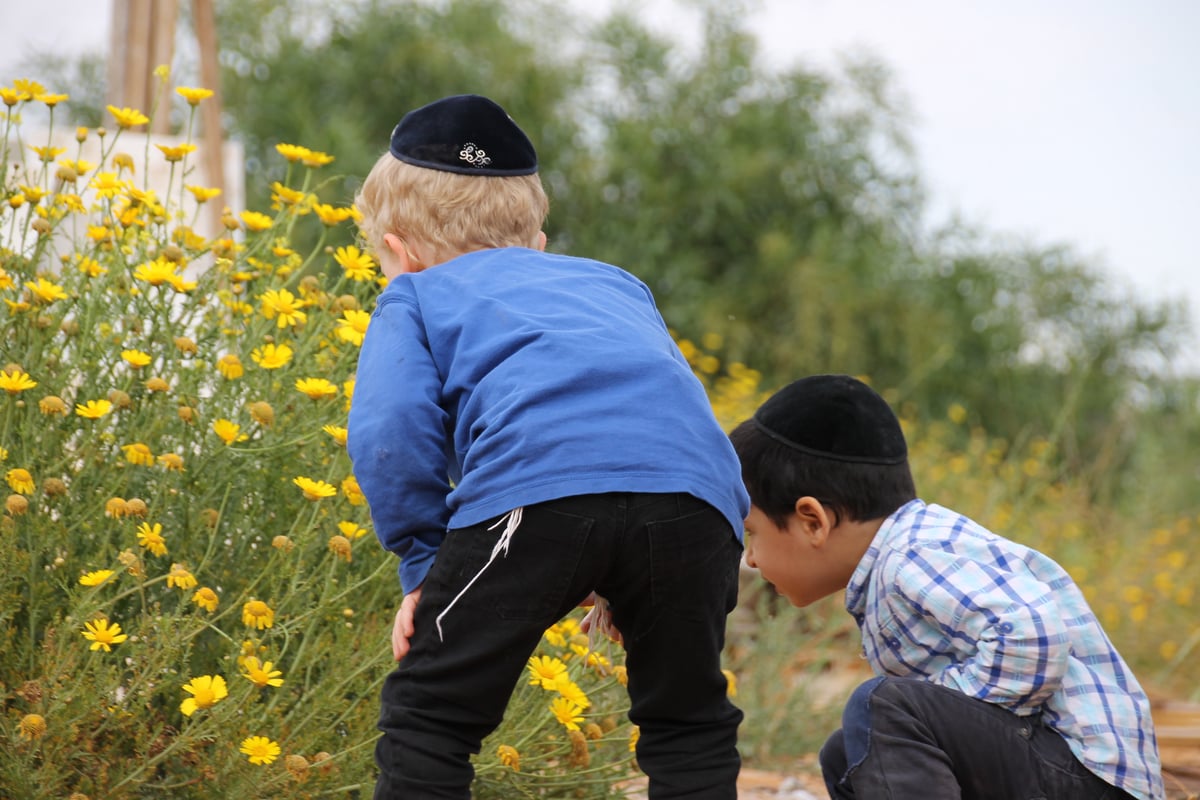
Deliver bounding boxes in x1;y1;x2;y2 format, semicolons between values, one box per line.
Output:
3;1;1198;367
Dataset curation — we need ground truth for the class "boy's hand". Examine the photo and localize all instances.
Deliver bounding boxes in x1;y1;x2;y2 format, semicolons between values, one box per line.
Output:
578;592;623;646
393;586;423;661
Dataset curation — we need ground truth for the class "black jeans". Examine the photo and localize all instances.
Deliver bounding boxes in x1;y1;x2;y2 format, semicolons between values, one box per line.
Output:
820;677;1136;799
374;492;744;799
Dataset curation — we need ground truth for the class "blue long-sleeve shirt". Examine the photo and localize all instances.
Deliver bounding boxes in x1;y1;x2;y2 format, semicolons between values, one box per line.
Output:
347;247;749;594
847;499;1163;800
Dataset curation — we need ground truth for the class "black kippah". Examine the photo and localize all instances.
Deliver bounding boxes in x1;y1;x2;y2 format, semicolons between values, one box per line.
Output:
753;375;908;465
388;94;538;176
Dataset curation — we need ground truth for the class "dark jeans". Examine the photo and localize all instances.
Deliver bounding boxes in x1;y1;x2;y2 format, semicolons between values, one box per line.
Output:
820;677;1135;799
374;492;744;799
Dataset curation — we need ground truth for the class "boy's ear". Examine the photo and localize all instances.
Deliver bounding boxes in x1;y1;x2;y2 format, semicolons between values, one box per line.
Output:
533;231;547;252
382;233;422;274
793;497;833;547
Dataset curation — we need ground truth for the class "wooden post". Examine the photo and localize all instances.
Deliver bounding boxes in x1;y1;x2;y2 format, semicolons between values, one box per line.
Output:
193;0;226;235
107;0;180;132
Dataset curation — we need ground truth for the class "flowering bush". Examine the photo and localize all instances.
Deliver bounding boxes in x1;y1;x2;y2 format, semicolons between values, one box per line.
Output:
0;77;643;798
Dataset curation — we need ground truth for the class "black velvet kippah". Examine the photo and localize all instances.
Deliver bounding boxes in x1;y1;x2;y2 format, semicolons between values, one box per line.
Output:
753;375;908;465
388;94;538;176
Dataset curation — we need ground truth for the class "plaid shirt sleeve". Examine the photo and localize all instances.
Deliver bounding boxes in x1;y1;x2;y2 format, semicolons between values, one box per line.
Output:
878;543;1074;714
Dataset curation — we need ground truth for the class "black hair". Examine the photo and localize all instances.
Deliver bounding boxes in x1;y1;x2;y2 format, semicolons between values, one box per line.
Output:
729;418;917;528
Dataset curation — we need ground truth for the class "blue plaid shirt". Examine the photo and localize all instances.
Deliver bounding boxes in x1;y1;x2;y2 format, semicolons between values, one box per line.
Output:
846;499;1163;800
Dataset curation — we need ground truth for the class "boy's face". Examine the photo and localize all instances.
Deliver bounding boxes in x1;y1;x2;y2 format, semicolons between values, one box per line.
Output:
743;503;848;608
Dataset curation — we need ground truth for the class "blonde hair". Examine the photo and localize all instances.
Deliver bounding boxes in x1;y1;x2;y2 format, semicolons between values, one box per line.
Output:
355;152;549;264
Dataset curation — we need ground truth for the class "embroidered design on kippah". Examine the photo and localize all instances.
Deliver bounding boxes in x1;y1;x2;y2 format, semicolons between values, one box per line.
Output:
458;143;492;168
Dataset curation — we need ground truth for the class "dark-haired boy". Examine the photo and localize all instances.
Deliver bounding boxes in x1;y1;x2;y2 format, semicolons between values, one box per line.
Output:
729;374;1163;800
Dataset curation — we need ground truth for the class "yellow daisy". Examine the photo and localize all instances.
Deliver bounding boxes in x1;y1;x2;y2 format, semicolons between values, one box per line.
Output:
259;288;306;328
293;476;336;501
157;453;185;472
275;143;311;162
107;105;150;129
240;735;281;765
0;369;37;394
241;656;285;688
176;86;214;105
549;697;585;731
79;569;115;587
336;308;371;346
5;468;35;495
82;618;129;652
27;277;68;304
333;245;376;281
121;442;154;466
250;343;293;369
191;586;219;612
185;184;222;203
75;399;113;419
212;418;249;446
342;474;365;505
242;599;275;630
166;563;198;590
240;210;274;232
155;142;197;162
216;353;244;379
497;744;520;771
338;520;368;539
527;655;569;690
136;522;168;556
180;674;227;716
18;713;47;741
295;377;337;400
323;425;349;446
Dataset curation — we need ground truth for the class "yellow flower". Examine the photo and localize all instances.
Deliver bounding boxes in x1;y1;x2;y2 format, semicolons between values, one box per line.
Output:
0;87;22;106
217;353;244;379
341;474;365;505
613;665;628;687
721;668;737;698
145;376;170;392
6;468;34;495
549;697;585;731
313;203;353;226
174;336;198;355
328;534;352;562
185;184;222;203
180;674;228;716
241;656;284;688
191;586;219;612
301;149;334;167
240;210;274;232
527;655;569;690
75;399;113;419
323;424;349;446
295;377;337;400
240;735;281;765
120;442;153;466
105;497;129;518
167;563;198;590
247;400;274;426
18;713;47;741
89;171;126;198
107;105;150;129
136;522;168;556
243;599;275;629
6;494;28;515
79;569;115;587
275;143;311;162
213;418;249;446
250;343;293;369
77;256;106;277
259;288;307;328
176;86;214;105
0;369;37;394
336;308;371;346
155;142;197;162
270;181;308;207
556;679;591;709
629;725;640;752
133;256;179;286
157;453;185;472
338;520;368;539
293;476;336;501
333;245;376;281
497;744;520;771
28;277;68;304
82;618;129;652
14;78;46;98
29;144;66;162
120;349;152;368
35;92;68;107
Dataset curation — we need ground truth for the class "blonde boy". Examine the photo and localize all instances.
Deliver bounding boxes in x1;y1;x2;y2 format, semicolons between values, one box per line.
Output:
348;94;749;799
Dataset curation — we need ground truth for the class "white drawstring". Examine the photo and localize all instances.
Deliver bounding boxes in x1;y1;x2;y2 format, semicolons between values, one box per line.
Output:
435;507;523;641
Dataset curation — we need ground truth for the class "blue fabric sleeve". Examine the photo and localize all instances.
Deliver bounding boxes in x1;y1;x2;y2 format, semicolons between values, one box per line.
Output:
347;288;450;593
